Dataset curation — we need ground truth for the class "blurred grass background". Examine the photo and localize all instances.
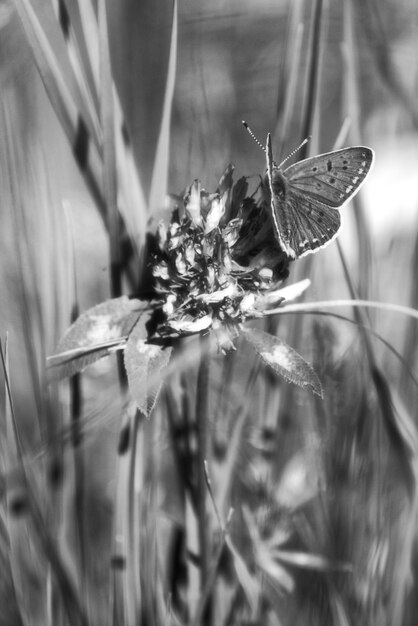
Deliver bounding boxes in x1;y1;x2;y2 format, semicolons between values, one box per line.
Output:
0;0;418;625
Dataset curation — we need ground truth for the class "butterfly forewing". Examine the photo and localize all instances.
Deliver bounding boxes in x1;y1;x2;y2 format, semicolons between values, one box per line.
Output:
283;147;374;208
265;137;374;259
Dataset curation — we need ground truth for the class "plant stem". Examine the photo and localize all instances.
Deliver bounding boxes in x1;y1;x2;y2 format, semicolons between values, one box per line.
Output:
195;333;211;620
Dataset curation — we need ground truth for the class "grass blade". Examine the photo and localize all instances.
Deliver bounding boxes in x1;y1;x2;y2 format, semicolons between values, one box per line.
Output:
300;0;325;154
1;339;89;626
58;0;148;262
98;0;120;298
12;0;106;218
52;0;101;149
342;0;373;297
275;0;304;152
148;0;178;215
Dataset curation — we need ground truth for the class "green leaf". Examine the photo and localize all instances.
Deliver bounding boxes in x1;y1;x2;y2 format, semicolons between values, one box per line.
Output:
49;296;147;379
124;317;172;417
241;327;323;397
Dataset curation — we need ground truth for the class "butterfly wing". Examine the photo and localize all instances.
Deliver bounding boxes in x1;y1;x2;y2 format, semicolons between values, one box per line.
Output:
283;146;374;208
266;134;341;258
275;188;341;258
266;141;374;258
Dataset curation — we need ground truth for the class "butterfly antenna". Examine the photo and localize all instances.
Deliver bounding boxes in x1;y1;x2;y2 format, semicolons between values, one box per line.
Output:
242;121;266;154
278;136;311;168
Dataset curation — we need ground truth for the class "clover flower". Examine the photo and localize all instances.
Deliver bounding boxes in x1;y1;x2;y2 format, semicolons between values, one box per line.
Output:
148;166;290;338
51;166;322;407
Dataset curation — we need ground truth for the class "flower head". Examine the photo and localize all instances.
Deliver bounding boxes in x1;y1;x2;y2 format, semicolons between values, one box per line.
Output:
148;166;291;338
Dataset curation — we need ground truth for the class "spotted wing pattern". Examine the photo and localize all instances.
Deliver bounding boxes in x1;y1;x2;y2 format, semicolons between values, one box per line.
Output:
284;146;374;208
265;135;374;259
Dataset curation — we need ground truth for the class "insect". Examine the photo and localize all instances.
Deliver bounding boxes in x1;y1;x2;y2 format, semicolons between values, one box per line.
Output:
243;122;374;259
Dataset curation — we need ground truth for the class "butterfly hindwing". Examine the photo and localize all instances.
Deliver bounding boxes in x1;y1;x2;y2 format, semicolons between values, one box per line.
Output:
280;189;341;258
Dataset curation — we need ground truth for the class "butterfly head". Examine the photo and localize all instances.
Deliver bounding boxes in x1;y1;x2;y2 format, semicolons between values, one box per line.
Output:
265;135;287;200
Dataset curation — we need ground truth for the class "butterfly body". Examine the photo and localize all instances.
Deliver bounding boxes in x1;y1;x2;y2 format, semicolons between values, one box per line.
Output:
265;135;374;259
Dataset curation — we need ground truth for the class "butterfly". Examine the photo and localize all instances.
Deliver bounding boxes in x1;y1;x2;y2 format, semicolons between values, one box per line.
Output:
264;134;374;259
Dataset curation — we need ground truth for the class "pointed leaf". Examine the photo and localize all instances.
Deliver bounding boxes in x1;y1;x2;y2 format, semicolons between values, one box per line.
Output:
274;278;311;302
242;327;323;397
124;317;172;416
49;297;147;378
257;552;295;593
273;549;351;572
225;537;259;615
